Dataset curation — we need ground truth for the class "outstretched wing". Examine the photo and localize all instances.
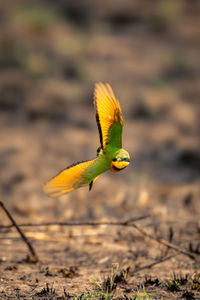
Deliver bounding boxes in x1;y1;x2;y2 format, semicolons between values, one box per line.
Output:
94;82;123;150
43;159;98;198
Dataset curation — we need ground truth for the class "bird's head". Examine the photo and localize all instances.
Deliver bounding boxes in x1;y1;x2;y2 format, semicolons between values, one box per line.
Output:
111;149;130;173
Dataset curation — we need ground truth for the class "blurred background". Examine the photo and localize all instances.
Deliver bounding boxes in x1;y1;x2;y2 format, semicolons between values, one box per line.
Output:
0;0;199;223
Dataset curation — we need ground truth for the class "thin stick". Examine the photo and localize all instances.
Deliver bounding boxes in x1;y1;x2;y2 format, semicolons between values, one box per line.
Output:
131;254;178;275
0;201;39;262
0;215;149;229
0;214;196;260
129;222;196;260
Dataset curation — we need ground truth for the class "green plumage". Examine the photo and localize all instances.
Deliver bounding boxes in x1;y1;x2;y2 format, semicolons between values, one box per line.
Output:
83;155;110;183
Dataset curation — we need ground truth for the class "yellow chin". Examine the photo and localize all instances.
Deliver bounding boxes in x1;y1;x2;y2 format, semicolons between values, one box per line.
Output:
111;161;129;173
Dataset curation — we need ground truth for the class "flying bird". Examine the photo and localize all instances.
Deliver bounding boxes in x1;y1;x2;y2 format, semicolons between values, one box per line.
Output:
43;83;130;197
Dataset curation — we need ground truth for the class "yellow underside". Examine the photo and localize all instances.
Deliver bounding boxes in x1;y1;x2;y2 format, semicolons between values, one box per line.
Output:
111;161;129;173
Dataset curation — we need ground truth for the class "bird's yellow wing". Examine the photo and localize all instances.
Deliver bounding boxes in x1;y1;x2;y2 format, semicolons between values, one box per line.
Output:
43;159;97;198
94;82;123;150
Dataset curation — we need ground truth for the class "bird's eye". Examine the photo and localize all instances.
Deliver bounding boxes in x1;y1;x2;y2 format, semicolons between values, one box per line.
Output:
123;157;130;162
113;158;117;162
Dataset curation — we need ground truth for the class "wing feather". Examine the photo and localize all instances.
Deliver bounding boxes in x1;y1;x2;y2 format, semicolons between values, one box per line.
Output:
94;82;123;149
43;159;98;197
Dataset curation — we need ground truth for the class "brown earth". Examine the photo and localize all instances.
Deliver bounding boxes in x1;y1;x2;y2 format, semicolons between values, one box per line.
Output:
0;1;200;299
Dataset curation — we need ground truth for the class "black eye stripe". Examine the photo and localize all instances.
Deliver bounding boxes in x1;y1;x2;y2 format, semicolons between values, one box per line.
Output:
112;157;130;162
112;158;121;161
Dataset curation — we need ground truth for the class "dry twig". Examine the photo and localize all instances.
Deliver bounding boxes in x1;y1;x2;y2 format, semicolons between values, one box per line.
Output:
131;254;178;275
0;214;149;229
129;222;196;260
0;201;39;262
0;214;196;260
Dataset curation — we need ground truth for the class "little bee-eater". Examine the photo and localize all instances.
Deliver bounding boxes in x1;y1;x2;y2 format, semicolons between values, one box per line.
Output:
43;83;130;197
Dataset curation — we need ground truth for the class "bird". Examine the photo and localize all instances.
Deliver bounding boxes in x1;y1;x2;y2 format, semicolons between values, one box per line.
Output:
43;82;130;197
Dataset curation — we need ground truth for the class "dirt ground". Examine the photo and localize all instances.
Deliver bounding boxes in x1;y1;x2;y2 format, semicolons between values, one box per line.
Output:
0;1;200;299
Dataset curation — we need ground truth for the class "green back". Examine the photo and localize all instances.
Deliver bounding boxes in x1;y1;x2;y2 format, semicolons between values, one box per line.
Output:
83;155;110;183
105;121;123;155
82;120;123;185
